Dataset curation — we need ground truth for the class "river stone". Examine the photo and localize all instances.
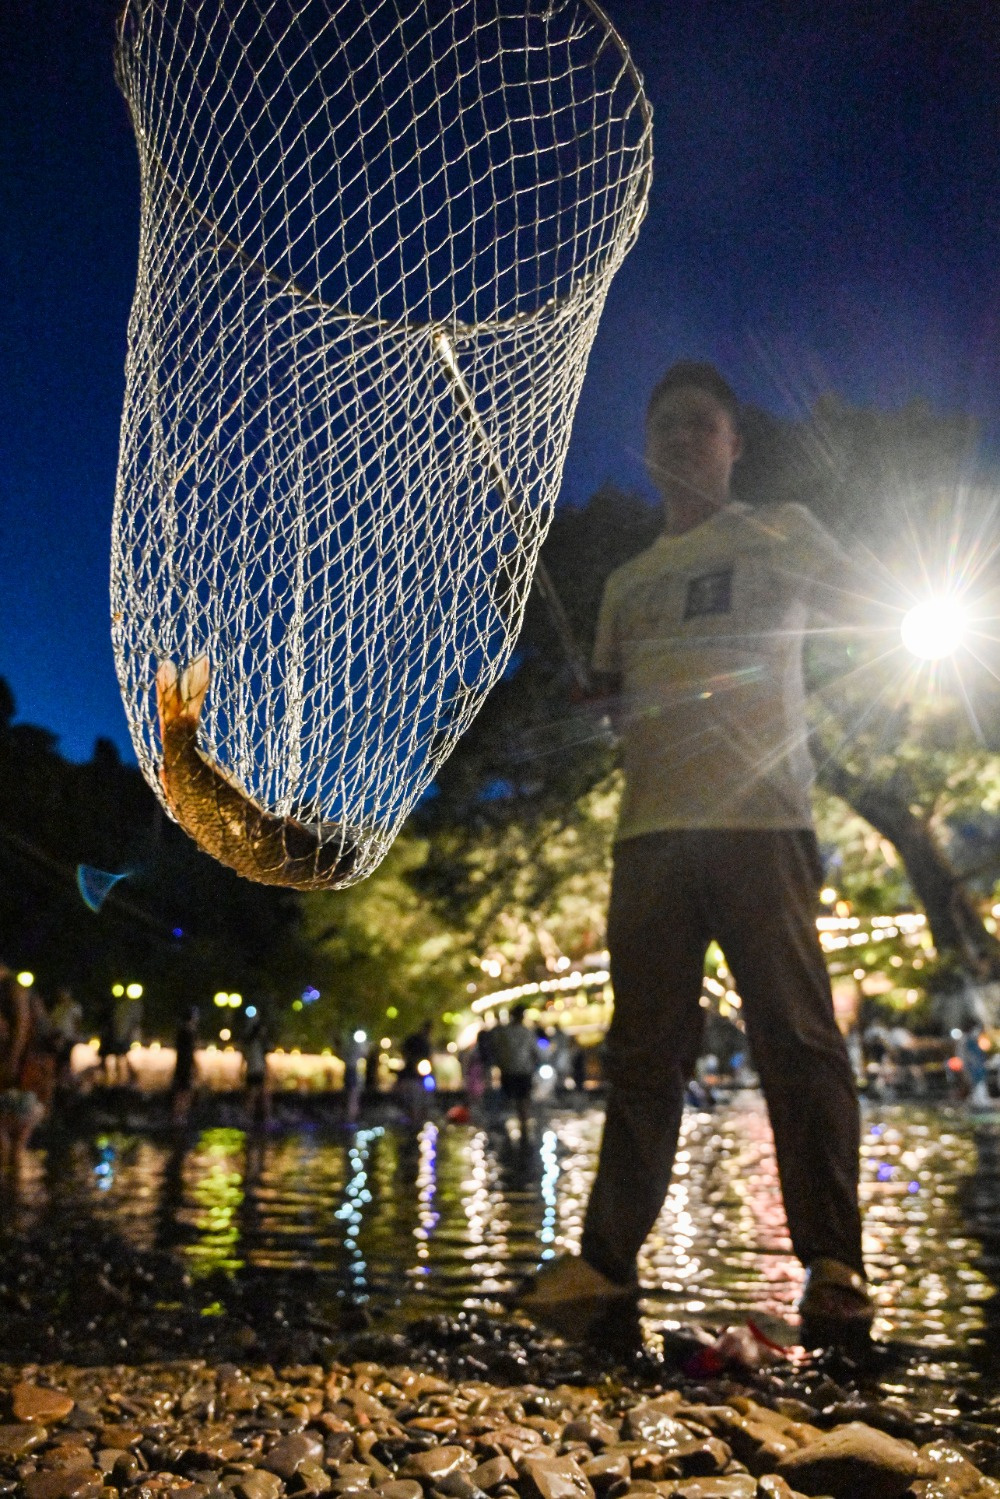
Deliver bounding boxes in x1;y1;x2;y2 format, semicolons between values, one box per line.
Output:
290;1461;333;1494
232;1473;284;1499
678;1404;818;1474
377;1484;424;1499
580;1454;630;1495
0;1423;48;1458
38;1447;96;1472
400;1449;477;1484
662;1478;757;1499
13;1386;76;1425
917;1442;997;1496
407;1421;460;1439
776;1422;931;1499
99;1427;144;1450
518;1456;594;1499
756;1479;806;1499
471;1459;518;1492
561;1422;620;1454
433;1474;484;1499
220;1384;260;1416
22;1467;104;1499
621;1405;687;1445
263;1436;325;1480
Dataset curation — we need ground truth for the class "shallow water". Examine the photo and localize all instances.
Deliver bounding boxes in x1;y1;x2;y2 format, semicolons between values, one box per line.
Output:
11;1095;992;1380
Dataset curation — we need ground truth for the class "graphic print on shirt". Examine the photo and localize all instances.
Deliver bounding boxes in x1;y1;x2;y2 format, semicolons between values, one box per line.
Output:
683;566;733;621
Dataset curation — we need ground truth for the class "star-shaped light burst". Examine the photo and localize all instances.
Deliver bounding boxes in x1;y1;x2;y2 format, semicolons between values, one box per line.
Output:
900;596;969;660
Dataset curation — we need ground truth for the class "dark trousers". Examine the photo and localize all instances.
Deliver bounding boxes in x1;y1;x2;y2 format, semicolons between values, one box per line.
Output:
581;829;864;1285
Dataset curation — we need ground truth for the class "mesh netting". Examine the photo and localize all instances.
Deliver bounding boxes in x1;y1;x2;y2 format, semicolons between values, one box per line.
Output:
112;0;652;887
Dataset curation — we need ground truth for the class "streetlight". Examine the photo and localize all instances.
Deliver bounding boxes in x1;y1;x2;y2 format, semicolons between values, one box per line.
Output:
900;596;967;660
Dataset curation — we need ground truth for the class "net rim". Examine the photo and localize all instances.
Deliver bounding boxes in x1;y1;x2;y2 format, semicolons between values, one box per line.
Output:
116;0;653;340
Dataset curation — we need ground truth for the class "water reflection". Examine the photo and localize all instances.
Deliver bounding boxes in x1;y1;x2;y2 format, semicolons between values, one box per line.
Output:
16;1099;993;1366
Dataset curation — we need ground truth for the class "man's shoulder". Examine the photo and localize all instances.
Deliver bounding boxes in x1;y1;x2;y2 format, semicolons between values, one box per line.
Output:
738;500;823;541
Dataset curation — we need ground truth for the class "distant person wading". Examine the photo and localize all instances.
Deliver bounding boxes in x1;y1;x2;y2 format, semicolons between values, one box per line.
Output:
494;1004;541;1134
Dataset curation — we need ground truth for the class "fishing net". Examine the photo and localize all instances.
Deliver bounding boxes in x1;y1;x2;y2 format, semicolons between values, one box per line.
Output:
112;0;652;887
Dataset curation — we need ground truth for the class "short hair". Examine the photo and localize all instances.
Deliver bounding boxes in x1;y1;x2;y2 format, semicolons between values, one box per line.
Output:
510;1003;527;1022
647;361;740;426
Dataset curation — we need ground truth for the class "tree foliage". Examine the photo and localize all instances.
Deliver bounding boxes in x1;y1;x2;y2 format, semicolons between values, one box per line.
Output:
0;683;307;1033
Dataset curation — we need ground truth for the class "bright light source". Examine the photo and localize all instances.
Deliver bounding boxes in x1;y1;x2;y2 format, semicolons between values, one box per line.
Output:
229;992;242;1007
213;992;228;1007
386;1006;398;1018
220;1028;231;1041
112;984;125;997
245;1005;257;1019
417;1058;432;1076
381;1037;391;1049
292;999;303;1011
16;971;34;988
126;982;143;999
539;1064;554;1079
901;596;967;659
353;1029;367;1043
820;886;837;904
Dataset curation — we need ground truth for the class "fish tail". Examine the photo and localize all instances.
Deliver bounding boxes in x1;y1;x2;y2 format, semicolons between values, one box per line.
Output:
156;654;210;731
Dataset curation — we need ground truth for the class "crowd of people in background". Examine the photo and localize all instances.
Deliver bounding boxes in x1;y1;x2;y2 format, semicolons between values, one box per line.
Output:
3;952;1000;1184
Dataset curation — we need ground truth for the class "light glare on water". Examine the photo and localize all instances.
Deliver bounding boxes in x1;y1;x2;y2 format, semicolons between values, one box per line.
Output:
12;1098;992;1376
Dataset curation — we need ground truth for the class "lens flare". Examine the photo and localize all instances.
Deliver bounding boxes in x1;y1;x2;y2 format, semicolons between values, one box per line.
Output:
900;597;967;660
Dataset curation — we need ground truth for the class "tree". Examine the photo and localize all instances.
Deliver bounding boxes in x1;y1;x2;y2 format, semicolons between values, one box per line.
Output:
0;679;308;1033
737;395;1000;985
421;397;1000;1001
291;833;472;1049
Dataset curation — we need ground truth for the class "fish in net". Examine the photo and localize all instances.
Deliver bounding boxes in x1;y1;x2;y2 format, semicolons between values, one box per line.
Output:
112;0;652;888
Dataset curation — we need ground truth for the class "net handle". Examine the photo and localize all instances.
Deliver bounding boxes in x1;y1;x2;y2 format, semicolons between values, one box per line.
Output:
433;331;592;695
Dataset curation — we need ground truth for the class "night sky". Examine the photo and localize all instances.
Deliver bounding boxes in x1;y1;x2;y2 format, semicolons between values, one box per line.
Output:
2;0;999;762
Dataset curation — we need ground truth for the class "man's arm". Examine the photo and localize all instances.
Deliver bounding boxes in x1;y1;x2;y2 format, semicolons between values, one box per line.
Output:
777;503;896;633
583;572;625;722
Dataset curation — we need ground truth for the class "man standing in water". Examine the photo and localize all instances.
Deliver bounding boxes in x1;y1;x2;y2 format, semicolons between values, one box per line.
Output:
518;362;874;1347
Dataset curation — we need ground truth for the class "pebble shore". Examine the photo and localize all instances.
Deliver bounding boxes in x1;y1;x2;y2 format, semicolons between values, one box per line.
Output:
4;1332;1000;1499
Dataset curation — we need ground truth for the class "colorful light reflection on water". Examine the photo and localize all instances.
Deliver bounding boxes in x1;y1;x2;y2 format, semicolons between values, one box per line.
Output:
15;1099;993;1375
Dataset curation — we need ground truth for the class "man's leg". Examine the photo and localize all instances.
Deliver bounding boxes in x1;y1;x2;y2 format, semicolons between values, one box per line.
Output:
707;830;864;1275
580;832;710;1287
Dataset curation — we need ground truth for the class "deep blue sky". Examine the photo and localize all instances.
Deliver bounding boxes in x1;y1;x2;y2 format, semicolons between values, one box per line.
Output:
3;0;999;761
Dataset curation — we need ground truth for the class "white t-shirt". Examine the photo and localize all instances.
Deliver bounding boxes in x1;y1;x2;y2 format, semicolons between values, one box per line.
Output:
592;502;853;839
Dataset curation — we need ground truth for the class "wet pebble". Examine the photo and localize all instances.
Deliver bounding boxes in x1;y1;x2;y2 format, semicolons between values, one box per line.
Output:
0;1423;48;1459
400;1450;477;1485
21;1466;104;1499
261;1436;325;1480
13;1387;76;1425
775;1421;930;1499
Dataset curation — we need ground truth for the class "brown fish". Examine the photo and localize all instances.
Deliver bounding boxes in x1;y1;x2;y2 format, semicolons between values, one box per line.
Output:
156;656;358;888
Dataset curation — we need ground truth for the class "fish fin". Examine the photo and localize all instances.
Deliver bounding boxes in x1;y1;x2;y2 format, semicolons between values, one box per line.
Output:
179;655;210;720
156;655;210;734
155;658;182;732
